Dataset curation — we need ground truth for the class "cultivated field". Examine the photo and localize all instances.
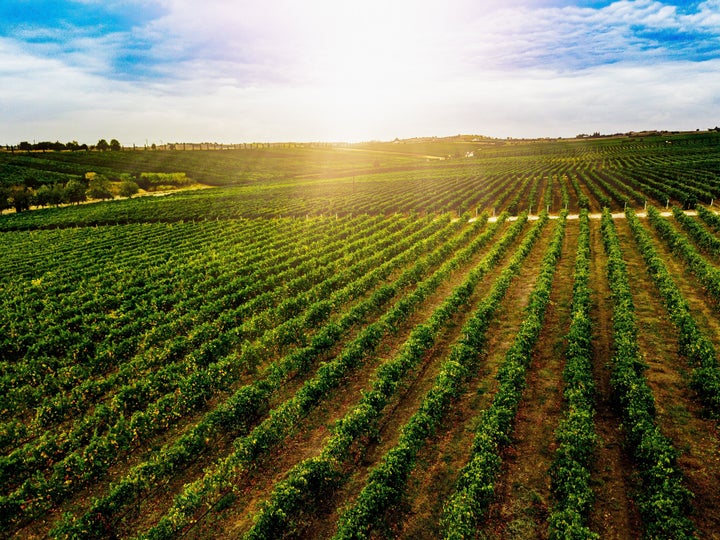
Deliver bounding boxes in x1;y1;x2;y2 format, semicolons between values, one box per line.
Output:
1;133;720;539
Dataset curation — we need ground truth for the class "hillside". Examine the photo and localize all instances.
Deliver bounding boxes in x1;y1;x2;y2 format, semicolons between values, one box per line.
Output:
1;132;720;539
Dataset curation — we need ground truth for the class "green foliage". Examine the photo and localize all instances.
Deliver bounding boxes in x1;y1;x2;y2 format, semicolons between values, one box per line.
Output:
137;172;192;190
548;209;599;539
86;175;114;200
34;183;65;207
333;214;555;540
118;179;139;198
625;207;720;418
696;204;720;233
647;205;720;302
600;208;696;539
672;206;720;257
0;185;10;211
441;211;567;538
9;186;32;212
47;216;503;538
64;179;87;204
4;133;720;539
239;215;536;540
5;216;449;532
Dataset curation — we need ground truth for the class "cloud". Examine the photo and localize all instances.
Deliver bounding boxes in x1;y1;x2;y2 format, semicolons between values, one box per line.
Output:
451;0;720;72
0;0;719;143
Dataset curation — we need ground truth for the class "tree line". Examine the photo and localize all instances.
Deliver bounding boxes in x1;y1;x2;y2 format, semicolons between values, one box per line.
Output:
5;139;122;153
0;174;139;213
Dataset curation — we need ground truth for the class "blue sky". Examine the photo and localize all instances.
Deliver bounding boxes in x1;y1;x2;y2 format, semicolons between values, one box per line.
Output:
1;0;719;144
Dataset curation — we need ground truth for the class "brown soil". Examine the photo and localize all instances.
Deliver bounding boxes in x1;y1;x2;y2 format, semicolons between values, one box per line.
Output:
476;218;578;540
386;221;560;540
586;218;642;538
615;217;720;539
307;221;557;540
184;220;525;539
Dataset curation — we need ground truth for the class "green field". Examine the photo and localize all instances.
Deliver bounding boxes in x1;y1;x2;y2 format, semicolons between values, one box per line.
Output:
2;132;720;539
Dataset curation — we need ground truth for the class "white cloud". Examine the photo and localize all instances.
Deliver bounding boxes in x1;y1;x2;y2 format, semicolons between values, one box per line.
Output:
1;0;719;143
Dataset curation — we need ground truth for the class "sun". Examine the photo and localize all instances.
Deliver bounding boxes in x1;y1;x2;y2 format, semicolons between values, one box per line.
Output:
297;0;445;139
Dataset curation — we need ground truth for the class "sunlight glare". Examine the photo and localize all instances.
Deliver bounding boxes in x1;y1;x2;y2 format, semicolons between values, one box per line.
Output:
300;0;446;138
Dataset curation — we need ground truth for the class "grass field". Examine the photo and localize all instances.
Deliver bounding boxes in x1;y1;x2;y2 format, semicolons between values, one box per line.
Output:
2;132;720;539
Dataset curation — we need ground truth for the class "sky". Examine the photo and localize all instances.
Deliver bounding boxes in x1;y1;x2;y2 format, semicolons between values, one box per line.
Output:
1;0;719;144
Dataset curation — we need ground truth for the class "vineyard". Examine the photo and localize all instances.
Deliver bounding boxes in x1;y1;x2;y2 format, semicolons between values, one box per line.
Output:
1;133;720;539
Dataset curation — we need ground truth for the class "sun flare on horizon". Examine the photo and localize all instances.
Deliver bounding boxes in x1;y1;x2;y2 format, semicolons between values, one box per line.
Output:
285;0;451;140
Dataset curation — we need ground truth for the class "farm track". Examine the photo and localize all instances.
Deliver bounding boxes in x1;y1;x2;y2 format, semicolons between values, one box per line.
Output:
615;217;720;538
396;220;562;539
187;220;531;539
586;219;641;538
478;217;579;539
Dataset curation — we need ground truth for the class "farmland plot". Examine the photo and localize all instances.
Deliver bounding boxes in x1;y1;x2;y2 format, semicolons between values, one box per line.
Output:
2;133;720;539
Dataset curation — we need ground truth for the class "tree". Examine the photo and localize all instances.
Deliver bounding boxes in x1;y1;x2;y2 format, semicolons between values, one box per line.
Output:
119;179;139;198
0;186;11;212
47;184;65;206
10;187;32;212
35;184;54;207
64;179;87;204
110;139;121;151
96;139;109;151
86;175;114;200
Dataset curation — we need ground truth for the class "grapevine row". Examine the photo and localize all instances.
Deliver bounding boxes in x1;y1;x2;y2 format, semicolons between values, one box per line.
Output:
53;215;502;538
547;209;598;539
600;208;695;538
646;205;720;304
1;217;449;528
332;212;556;539
625;208;720;418
238;215;539;540
440;211;566;538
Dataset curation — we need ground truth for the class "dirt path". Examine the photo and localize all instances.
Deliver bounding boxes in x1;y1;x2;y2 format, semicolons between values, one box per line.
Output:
333;146;446;161
310;222;558;539
476;218;578;539
615;218;720;538
386;222;559;539
637;214;720;349
185;220;525;539
586;218;642;538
